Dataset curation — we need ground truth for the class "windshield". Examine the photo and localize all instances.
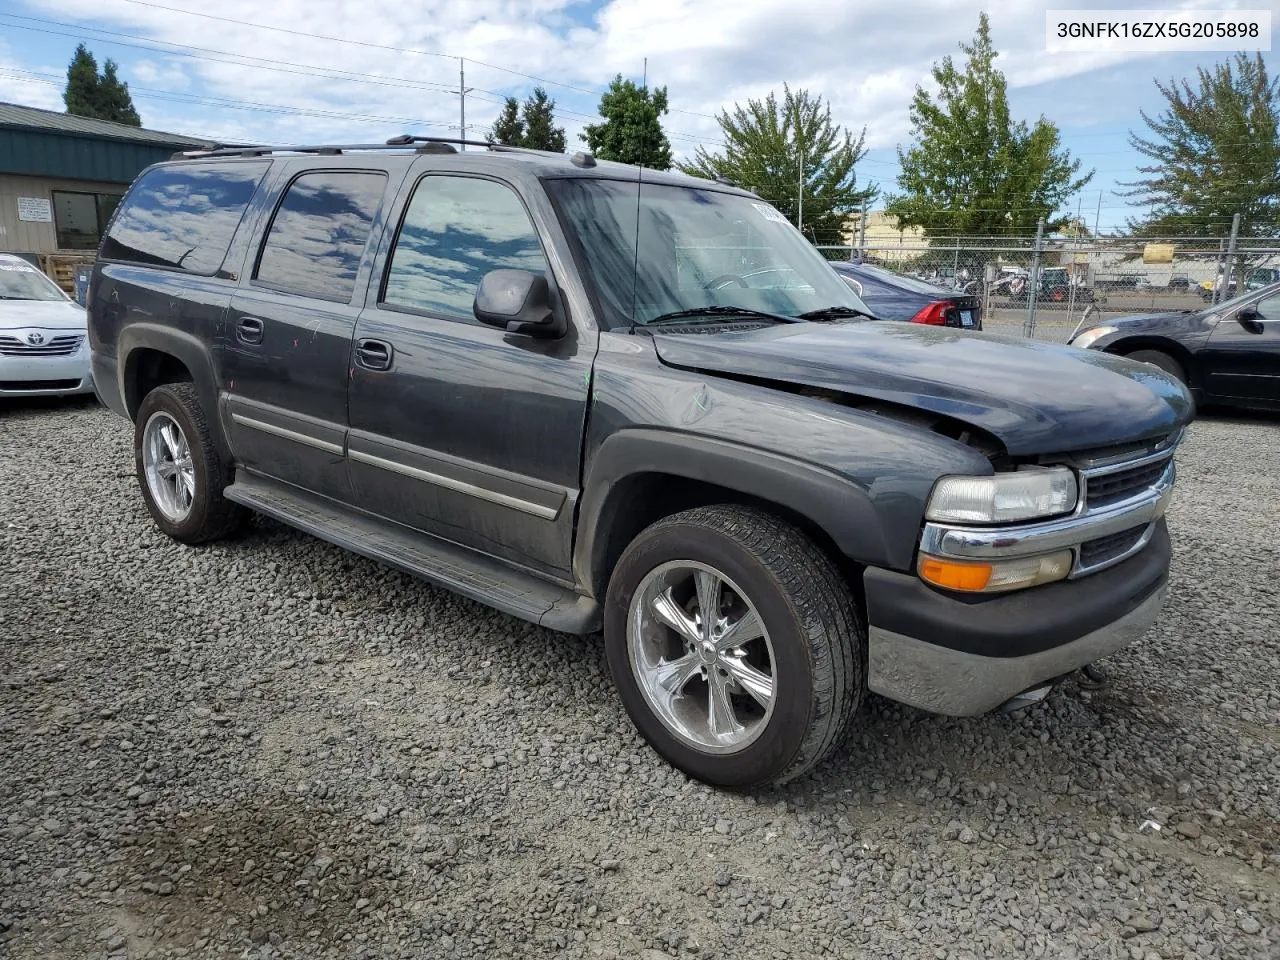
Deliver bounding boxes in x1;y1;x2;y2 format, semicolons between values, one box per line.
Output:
544;178;871;327
1203;280;1280;316
0;261;67;301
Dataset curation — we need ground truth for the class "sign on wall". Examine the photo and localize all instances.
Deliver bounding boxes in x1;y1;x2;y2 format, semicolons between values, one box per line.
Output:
17;197;53;222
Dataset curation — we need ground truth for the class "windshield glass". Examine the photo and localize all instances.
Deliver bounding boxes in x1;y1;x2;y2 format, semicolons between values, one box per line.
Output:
0;261;67;301
1203;280;1280;316
544;178;870;326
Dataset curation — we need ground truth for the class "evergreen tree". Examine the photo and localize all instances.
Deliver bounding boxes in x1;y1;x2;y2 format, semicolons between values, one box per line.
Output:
1124;53;1279;237
680;85;875;239
63;43;142;126
885;14;1091;236
488;97;525;146
521;88;566;152
581;75;672;169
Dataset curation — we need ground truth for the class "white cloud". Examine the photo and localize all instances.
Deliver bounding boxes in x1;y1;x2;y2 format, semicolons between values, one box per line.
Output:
8;0;1263;165
0;43;64;111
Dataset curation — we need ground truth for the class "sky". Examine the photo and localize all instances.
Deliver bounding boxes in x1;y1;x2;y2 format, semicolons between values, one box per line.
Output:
0;0;1274;235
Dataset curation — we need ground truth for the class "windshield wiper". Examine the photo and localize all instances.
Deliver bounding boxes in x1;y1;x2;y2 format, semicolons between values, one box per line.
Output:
645;306;799;326
795;306;876;321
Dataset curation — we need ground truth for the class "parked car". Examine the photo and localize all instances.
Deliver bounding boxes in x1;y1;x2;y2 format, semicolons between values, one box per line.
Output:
1039;267;1095;304
830;261;982;329
90;138;1193;789
1070;281;1280;411
0;253;94;398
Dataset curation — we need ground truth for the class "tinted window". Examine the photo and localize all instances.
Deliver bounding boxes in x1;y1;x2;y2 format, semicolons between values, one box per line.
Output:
1255;294;1280;323
383;176;547;321
101;162;269;274
255;171;387;302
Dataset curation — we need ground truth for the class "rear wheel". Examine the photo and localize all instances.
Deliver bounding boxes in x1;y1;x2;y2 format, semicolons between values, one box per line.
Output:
1125;349;1187;385
604;505;865;789
134;383;247;544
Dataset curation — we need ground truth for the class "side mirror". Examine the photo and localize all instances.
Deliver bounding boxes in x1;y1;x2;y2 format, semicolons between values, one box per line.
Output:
1236;308;1265;335
473;269;564;337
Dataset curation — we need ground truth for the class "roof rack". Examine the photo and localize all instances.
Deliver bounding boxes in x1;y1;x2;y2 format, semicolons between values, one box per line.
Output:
171;134;597;167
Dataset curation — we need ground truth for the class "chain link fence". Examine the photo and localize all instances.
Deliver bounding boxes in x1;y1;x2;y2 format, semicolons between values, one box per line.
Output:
814;233;1280;342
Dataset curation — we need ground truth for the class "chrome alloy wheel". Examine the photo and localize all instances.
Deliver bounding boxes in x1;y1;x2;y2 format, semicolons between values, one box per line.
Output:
627;561;777;753
142;412;196;523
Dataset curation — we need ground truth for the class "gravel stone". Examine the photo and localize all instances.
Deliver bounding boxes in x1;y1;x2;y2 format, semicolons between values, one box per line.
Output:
2;399;1278;960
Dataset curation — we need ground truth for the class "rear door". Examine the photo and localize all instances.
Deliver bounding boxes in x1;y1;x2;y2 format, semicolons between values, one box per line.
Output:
1203;292;1280;404
219;166;397;501
345;166;595;577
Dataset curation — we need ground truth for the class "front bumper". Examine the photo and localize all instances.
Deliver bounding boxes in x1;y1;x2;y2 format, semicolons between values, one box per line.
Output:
865;520;1170;715
0;346;93;397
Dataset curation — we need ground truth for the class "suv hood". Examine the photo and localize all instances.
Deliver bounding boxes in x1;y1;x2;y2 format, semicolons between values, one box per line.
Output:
0;299;86;331
652;322;1193;455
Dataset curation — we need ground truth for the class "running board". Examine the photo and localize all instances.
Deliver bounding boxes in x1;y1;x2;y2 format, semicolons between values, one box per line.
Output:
223;474;601;634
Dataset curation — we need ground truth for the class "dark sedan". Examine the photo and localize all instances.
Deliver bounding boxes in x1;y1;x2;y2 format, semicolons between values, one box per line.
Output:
1069;281;1280;411
830;261;982;330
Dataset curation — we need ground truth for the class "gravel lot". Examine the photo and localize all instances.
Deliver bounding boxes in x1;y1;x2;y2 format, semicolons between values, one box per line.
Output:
2;398;1277;960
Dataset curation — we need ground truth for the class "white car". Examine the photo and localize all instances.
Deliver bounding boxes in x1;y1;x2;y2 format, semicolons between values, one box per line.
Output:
0;254;94;398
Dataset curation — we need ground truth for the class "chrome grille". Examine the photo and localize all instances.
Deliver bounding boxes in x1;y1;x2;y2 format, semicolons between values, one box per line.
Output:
0;334;83;357
1086;460;1170;509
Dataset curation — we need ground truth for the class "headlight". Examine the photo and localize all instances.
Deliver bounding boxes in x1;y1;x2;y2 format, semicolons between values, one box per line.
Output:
1070;325;1117;349
918;550;1074;593
926;467;1078;524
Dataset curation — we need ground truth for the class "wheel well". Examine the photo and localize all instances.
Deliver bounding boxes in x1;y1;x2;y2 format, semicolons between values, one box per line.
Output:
125;349;194;420
1105;338;1194;384
587;472;865;610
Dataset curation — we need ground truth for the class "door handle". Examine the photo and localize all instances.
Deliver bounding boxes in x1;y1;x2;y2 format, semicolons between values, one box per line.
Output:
237;316;264;344
356;338;393;371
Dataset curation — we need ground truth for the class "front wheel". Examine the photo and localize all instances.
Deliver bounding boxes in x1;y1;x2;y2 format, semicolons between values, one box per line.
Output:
604;505;865;789
1125;349;1188;385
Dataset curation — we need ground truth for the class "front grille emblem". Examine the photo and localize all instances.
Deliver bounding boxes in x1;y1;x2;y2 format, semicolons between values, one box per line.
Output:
26;332;45;346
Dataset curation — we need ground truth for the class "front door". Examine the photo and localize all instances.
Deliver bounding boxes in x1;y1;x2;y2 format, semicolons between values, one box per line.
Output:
1203;292;1280;405
346;171;595;578
220;168;393;501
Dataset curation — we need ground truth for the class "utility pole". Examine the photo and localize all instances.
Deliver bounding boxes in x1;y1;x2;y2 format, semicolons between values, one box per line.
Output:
457;58;474;150
796;143;805;233
1023;218;1045;338
1218;212;1241;305
853;199;867;261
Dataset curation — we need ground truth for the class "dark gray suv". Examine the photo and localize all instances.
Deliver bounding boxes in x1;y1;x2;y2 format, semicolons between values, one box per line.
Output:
88;138;1193;789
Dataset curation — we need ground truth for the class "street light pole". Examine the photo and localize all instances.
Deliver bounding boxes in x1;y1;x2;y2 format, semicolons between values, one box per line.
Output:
797;143;805;234
458;58;474;150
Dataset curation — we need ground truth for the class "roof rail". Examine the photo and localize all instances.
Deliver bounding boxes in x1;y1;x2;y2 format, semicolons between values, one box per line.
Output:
170;134;598;167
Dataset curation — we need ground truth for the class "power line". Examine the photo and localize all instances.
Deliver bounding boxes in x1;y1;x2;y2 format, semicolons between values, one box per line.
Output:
44;0;722;122
0;13;721;147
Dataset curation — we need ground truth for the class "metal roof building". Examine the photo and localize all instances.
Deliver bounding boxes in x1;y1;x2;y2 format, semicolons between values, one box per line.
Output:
0;101;213;259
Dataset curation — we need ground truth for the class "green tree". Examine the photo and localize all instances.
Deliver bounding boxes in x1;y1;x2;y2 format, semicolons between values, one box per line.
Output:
885;14;1091;236
63;43;142;126
486;87;566;152
488;97;525;146
1124;53;1279;237
679;85;875;239
581;75;672;169
521;88;566;152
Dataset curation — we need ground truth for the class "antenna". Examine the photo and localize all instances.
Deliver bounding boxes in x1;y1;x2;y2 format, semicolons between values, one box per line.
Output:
627;56;648;335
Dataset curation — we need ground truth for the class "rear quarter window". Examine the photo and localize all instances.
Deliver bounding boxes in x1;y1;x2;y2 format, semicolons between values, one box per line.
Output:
100;161;270;275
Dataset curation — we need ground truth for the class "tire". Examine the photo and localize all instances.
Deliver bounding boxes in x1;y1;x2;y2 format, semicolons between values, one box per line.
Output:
1125;349;1187;385
604;505;865;790
133;382;247;544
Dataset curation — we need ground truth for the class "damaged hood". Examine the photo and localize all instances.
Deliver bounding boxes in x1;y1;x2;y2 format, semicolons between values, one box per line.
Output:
652;322;1194;455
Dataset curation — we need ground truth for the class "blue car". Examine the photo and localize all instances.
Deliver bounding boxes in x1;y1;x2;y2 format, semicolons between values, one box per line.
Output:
831;261;983;330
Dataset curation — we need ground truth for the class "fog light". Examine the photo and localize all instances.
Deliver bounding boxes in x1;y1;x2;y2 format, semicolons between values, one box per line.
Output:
919;549;1073;593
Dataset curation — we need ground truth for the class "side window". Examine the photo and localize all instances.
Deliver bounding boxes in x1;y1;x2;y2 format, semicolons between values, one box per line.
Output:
382;175;547;322
100;162;270;274
254;171;387;302
1253;295;1280;323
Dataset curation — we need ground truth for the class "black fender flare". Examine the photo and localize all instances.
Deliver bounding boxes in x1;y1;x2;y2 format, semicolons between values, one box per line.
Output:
117;323;229;459
573;429;895;596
